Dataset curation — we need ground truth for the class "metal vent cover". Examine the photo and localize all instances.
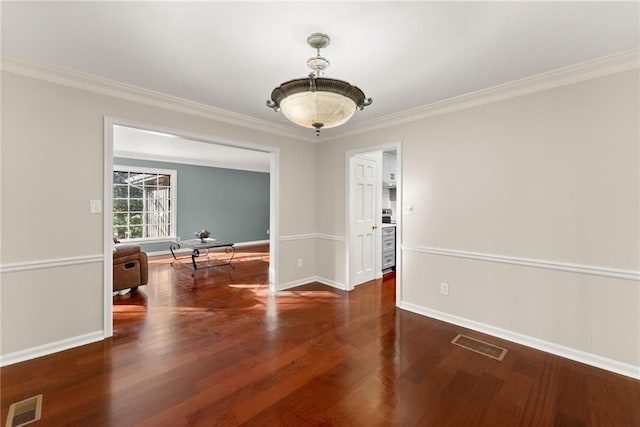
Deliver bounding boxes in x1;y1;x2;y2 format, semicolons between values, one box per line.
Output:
451;334;508;361
5;394;42;427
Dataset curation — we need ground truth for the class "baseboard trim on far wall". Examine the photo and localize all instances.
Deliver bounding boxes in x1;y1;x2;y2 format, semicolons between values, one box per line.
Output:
278;276;346;291
402;245;640;281
278;276;318;291
399;301;640;380
315;276;346;290
0;331;104;367
234;239;270;247
146;239;270;257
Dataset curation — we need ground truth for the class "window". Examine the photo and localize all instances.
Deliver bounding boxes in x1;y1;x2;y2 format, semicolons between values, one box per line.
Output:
113;166;177;241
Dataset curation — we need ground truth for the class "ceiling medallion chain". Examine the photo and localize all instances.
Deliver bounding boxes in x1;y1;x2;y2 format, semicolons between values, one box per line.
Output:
266;33;373;136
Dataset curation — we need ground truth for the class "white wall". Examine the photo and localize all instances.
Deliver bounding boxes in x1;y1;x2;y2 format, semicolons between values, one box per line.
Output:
317;66;640;376
0;69;317;363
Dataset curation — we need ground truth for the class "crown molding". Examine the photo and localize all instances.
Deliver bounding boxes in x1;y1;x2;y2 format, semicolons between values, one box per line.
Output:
2;50;638;143
330;48;640;141
0;54;315;143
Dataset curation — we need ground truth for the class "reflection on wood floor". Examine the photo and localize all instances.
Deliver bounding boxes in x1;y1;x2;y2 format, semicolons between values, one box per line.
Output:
1;243;639;426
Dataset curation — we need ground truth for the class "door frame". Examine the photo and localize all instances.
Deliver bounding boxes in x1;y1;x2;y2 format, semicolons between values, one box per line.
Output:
103;116;280;338
345;142;402;300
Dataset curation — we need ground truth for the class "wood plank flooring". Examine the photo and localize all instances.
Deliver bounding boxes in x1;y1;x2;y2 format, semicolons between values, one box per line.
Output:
1;244;639;426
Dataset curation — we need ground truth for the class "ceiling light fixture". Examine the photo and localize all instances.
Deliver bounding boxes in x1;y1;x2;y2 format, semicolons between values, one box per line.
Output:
266;33;372;136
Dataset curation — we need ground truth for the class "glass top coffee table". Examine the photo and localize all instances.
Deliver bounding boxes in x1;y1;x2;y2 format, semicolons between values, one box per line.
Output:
169;238;236;276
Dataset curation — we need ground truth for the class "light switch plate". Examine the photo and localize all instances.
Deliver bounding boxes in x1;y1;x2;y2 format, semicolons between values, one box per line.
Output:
90;199;102;214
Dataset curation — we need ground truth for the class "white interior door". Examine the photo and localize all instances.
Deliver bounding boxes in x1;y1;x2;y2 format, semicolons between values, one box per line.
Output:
349;155;378;286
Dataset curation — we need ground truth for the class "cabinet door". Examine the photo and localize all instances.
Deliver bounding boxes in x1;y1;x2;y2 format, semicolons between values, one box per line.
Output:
383;153;397;183
382;154;390;182
389;154;396;182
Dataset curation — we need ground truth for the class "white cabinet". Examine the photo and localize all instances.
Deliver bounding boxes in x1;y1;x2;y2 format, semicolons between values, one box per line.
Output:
382;152;397;186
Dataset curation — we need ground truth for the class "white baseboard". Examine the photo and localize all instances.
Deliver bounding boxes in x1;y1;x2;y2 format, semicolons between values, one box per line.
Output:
0;331;104;367
315;276;347;290
277;276;319;291
234;240;270;248
278;276;346;291
398;301;640;380
148;248;191;257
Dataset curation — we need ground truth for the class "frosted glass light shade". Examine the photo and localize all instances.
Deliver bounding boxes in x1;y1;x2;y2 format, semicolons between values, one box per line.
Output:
267;76;372;133
280;91;356;129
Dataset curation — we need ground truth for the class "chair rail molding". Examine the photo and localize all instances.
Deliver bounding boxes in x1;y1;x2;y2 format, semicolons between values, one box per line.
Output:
0;254;104;274
316;234;346;242
402;244;640;281
280;233;345;242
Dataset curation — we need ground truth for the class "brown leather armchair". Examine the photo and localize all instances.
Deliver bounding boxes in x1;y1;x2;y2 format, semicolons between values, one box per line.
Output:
113;244;148;292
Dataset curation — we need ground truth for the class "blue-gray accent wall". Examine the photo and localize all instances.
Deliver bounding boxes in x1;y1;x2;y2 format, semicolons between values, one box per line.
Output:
114;157;269;253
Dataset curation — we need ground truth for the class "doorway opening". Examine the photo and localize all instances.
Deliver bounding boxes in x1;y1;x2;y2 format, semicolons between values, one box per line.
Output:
103;117;279;337
346;144;401;300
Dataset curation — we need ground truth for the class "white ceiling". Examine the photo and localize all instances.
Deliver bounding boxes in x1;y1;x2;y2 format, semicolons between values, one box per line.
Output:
2;1;639;141
113;125;272;172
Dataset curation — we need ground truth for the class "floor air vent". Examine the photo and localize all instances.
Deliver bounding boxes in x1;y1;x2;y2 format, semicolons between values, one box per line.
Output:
5;394;42;427
451;334;508;361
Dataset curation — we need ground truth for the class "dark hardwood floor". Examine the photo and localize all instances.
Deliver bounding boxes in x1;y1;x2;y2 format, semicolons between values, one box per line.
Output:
1;244;639;426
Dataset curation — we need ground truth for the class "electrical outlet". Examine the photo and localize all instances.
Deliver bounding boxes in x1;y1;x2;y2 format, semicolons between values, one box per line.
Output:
297;258;303;268
440;282;449;296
